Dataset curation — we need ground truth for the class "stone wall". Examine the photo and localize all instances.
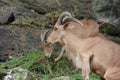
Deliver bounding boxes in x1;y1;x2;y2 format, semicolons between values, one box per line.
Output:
0;0;119;59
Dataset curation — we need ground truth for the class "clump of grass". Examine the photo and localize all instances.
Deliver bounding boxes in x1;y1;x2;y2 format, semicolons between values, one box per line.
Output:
0;51;99;80
0;51;44;73
0;51;75;79
100;24;119;36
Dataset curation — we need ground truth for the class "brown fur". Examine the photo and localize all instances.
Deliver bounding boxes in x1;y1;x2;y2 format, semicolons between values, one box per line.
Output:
41;31;65;61
47;17;120;80
41;40;55;57
65;19;100;38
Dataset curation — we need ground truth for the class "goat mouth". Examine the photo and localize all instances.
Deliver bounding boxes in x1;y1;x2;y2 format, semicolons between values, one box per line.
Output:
45;54;51;58
48;54;51;58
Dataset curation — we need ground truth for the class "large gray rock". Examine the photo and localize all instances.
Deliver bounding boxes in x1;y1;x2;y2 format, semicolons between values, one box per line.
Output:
0;25;43;57
4;67;43;80
0;0;44;26
0;0;119;59
0;0;92;28
34;0;91;11
0;0;16;24
91;0;120;30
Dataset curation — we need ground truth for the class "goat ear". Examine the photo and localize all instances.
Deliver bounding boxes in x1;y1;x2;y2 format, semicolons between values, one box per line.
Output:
63;22;69;29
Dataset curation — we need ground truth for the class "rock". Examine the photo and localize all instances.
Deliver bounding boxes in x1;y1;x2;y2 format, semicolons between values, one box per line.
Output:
0;25;43;57
0;4;16;24
20;0;47;14
91;0;120;31
0;57;7;62
0;0;120;58
0;0;44;27
0;73;7;79
4;67;43;80
4;67;28;80
0;0;92;28
20;0;92;18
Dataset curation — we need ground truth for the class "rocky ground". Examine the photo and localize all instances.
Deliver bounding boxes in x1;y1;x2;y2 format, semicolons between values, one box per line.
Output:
0;0;120;80
0;0;120;60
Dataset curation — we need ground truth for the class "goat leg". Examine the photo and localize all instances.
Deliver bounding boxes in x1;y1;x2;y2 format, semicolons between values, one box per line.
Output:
81;52;93;80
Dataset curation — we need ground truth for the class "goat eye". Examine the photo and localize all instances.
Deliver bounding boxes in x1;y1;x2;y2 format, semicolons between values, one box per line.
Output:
45;40;47;43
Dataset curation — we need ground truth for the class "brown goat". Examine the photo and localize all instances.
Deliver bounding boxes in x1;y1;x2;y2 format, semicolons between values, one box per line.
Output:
41;30;65;61
41;30;54;57
46;12;120;80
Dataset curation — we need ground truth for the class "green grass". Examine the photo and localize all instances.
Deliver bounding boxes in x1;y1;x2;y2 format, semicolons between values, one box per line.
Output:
0;51;99;80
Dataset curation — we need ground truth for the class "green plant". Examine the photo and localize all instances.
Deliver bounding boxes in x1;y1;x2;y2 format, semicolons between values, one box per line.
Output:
0;51;99;80
100;24;119;36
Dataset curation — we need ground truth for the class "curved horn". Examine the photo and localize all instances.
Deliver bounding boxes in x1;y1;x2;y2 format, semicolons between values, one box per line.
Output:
62;17;84;26
44;29;52;41
40;29;51;41
57;11;72;25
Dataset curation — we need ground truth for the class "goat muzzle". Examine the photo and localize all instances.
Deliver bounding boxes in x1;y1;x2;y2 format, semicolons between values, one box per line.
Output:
45;54;51;58
46;42;52;46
